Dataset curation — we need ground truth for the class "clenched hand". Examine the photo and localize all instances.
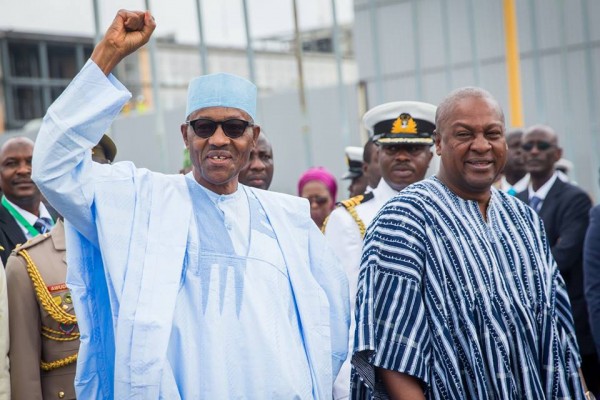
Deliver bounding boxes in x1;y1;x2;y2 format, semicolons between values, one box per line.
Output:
91;10;156;76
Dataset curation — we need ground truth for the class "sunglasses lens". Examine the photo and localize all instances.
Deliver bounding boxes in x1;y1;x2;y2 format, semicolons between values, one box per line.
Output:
222;120;249;138
189;118;250;139
522;143;534;151
191;119;217;138
522;141;552;151
537;141;551;150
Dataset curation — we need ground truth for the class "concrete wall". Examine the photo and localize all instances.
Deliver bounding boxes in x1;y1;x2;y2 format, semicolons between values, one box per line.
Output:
353;0;600;200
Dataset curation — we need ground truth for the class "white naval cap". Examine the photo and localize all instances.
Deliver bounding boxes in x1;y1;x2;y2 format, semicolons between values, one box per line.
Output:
342;146;364;180
363;101;436;145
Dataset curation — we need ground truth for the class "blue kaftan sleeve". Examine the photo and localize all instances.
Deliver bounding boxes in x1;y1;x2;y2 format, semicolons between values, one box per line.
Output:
32;60;132;245
307;222;351;379
352;200;431;395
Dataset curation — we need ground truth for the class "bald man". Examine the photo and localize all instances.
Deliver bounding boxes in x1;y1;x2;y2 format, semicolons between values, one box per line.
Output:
352;90;585;399
517;125;599;392
239;131;274;190
498;129;529;195
0;137;55;264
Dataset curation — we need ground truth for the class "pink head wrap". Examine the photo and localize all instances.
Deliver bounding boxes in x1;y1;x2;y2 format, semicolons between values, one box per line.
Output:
297;167;338;205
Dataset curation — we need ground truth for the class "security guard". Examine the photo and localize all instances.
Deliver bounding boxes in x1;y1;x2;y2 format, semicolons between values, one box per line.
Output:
323;101;436;400
6;135;116;400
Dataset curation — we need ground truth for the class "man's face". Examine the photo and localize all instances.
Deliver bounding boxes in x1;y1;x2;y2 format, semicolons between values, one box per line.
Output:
181;106;259;195
522;128;561;177
378;143;433;191
505;133;525;174
348;174;368;197
363;144;382;188
0;141;38;203
435;96;506;198
238;136;273;190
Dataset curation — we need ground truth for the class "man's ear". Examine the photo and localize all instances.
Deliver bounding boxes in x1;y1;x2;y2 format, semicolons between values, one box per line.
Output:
426;147;434;164
252;125;260;143
434;130;442;156
181;124;190;148
555;147;563;163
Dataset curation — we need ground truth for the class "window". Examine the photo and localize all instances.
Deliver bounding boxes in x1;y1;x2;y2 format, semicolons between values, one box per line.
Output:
1;36;93;130
48;45;77;79
11;86;43;121
8;43;40;78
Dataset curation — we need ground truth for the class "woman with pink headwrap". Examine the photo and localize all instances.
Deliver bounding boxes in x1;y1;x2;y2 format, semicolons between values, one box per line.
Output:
298;167;337;230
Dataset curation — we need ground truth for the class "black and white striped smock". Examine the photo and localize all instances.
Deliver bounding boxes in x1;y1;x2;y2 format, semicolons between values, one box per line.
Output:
351;176;584;400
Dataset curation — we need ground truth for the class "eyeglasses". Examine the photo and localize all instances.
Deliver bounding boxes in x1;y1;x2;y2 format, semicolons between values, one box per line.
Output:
306;196;330;206
186;118;253;139
521;141;553;152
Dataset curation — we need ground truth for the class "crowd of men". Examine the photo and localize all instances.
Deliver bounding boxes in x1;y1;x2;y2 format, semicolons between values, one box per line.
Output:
0;8;598;400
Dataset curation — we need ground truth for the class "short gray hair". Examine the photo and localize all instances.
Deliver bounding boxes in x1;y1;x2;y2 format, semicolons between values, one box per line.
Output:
435;87;505;135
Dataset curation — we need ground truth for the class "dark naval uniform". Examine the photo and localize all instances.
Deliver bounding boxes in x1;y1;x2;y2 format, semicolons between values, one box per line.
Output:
6;220;78;400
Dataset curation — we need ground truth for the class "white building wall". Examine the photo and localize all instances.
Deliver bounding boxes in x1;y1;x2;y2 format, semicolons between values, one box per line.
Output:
353;0;600;200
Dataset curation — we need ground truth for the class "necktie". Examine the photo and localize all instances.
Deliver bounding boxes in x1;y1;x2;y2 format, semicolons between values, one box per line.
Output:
529;196;542;213
33;217;52;234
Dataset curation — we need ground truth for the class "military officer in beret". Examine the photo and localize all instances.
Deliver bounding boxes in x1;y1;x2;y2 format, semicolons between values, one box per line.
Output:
324;101;436;400
6;135;116;400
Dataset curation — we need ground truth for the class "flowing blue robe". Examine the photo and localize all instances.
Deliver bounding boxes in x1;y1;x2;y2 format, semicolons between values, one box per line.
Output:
32;60;350;399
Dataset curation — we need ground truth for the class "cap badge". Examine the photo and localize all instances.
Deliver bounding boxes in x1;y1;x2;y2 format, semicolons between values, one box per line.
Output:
391;113;418;134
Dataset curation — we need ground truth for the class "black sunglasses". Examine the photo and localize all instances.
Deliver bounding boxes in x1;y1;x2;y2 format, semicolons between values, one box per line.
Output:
521;141;553;152
186;118;253;139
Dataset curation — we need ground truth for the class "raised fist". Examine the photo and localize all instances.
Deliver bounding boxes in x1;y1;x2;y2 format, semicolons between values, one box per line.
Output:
91;10;157;75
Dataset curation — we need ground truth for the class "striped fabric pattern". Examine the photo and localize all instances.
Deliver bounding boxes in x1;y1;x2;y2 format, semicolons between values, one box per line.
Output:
351;177;584;399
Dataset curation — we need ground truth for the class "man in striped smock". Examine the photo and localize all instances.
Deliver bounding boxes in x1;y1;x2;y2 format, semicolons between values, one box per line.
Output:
351;87;586;399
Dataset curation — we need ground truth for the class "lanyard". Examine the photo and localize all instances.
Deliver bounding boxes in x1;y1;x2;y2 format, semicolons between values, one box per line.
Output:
1;195;45;237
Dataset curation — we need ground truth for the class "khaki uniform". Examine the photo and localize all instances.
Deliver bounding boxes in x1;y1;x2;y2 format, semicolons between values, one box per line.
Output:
6;220;78;400
0;260;10;399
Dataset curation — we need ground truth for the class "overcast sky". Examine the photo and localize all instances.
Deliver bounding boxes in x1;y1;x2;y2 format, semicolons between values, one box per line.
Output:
0;0;354;46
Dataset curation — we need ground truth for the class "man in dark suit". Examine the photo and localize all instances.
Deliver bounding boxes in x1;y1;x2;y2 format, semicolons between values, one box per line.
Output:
0;137;55;264
517;124;599;392
585;202;600;365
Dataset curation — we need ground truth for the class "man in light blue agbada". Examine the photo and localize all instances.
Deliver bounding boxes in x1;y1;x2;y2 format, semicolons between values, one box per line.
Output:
32;10;349;399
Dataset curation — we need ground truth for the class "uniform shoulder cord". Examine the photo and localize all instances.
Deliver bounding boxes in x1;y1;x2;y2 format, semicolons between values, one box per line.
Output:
19;249;79;371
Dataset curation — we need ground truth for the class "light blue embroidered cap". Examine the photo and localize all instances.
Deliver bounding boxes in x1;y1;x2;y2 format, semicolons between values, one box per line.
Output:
185;73;257;121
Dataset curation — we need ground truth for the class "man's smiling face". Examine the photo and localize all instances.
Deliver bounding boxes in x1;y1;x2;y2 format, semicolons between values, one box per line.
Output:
435;95;507;199
181;106;259;195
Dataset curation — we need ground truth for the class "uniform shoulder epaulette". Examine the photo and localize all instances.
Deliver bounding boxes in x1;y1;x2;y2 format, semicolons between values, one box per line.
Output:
11;232;52;255
337;191;374;210
333;191;375;238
